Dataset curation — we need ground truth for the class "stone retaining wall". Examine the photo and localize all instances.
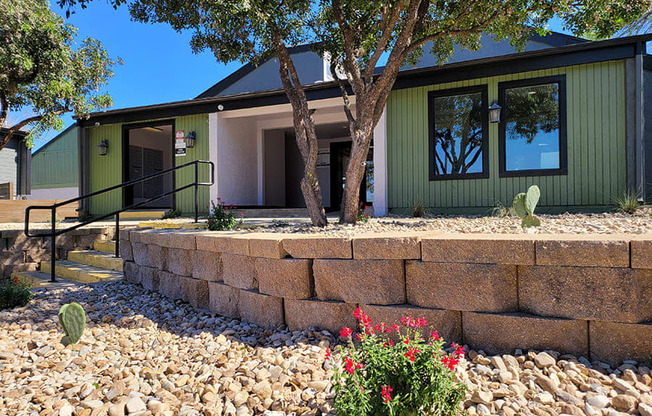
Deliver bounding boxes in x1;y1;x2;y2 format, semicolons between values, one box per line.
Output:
121;229;652;366
0;227;116;277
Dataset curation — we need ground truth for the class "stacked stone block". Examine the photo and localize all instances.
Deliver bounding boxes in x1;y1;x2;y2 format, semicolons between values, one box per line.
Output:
0;227;114;278
122;229;652;365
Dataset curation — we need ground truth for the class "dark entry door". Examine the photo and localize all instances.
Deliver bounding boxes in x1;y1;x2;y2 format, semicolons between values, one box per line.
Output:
330;141;373;211
123;123;174;209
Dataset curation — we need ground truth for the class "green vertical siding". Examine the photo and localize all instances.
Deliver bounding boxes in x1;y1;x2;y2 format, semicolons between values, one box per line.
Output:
87;114;210;216
32;127;79;189
387;61;627;210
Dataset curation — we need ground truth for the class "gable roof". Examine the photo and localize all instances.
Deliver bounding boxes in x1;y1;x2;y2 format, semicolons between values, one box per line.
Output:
197;31;587;99
77;33;651;127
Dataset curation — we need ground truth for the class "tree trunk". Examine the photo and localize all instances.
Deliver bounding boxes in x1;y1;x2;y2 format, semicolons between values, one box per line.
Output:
339;130;373;224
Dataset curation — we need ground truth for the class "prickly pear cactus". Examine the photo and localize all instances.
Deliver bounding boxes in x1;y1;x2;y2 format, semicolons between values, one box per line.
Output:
58;303;86;346
512;185;541;228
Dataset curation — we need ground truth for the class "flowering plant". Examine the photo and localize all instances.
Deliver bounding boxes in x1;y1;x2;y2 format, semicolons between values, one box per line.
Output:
331;308;466;416
0;277;33;310
357;202;371;223
206;198;243;231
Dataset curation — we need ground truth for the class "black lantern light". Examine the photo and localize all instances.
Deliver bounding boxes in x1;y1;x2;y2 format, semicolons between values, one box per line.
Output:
98;140;109;156
185;131;196;148
489;100;502;123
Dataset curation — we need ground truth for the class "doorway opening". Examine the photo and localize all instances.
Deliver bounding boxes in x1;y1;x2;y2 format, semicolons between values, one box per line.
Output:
122;121;174;209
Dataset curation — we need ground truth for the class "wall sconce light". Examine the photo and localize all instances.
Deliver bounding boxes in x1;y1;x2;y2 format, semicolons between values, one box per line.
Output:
184;131;196;148
489;100;502;123
98;140;109;156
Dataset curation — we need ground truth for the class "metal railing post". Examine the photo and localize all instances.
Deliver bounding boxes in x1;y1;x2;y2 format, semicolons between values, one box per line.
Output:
194;161;199;223
115;213;120;258
50;207;56;283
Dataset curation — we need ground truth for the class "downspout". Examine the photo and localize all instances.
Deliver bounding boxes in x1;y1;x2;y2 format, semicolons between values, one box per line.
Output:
635;42;645;201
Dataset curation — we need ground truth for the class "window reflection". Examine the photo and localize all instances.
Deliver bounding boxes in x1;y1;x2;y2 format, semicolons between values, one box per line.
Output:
504;83;560;171
432;91;485;176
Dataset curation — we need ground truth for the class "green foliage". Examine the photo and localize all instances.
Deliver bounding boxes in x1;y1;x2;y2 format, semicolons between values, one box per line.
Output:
207;198;243;231
333;307;466;416
513;185;541;227
58;302;86;346
0;277;33;310
162;209;182;219
616;189;642;214
0;0;120;149
357;202;370;223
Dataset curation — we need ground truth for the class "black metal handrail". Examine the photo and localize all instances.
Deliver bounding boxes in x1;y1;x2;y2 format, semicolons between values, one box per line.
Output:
25;160;214;282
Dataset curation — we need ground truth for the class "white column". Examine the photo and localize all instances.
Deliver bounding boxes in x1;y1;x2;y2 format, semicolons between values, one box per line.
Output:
208;112;219;204
257;126;264;205
373;106;388;216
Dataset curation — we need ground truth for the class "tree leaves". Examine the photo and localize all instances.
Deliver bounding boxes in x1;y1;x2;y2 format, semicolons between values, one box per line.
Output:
0;0;120;149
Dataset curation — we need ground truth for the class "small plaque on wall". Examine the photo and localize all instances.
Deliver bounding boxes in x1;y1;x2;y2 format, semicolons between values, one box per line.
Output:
175;130;186;156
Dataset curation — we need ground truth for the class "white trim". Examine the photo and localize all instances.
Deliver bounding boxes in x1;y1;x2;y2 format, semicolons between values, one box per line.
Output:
208;112;219;203
220;96;354;119
373;106;388;216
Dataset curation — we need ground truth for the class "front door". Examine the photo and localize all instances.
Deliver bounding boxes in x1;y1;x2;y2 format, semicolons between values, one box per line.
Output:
123;122;174;209
330;141;374;211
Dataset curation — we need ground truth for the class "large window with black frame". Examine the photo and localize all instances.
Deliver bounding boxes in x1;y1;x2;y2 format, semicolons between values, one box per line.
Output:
428;86;489;181
498;75;567;177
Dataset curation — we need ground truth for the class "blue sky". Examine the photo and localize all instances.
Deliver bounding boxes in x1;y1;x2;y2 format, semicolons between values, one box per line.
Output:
18;5;602;150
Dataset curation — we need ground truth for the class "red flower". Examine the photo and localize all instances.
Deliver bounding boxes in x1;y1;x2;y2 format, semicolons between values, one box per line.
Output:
344;356;355;374
431;331;440;341
324;347;331;360
340;327;353;338
391;323;399;332
403;337;410;345
405;346;421;362
381;385;393;403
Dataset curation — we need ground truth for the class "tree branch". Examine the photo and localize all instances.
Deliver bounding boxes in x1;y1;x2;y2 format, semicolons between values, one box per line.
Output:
364;2;405;81
331;0;365;96
330;61;356;126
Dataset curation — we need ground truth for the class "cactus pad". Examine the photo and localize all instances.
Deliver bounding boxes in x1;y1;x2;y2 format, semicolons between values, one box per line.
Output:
58;303;86;345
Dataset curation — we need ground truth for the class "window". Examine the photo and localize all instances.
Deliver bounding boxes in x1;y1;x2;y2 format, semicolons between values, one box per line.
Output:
499;75;567;177
428;86;489;180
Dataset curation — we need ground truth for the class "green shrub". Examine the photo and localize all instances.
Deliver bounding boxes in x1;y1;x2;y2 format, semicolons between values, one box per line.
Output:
207;198;243;231
616;189;641;214
412;196;426;218
162;209;182;219
332;307;466;416
0;277;33;310
513;185;541;227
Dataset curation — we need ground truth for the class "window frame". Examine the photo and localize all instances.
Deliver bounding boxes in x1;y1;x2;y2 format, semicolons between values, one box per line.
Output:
498;75;568;178
428;85;490;181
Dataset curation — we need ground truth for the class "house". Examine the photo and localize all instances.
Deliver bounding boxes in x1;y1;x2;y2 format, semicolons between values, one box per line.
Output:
0;128;31;199
29;124;79;200
34;32;652;217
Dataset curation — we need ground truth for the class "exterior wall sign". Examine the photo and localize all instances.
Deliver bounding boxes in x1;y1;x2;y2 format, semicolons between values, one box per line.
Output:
175;130;187;156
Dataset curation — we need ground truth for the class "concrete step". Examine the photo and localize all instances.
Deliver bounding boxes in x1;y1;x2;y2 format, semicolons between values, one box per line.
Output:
120;210;168;220
138;220;207;229
93;240;116;254
40;260;123;283
11;271;76;288
67;250;123;271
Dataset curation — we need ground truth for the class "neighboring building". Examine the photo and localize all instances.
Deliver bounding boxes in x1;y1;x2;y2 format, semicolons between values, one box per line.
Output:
29;124;79;200
35;32;652;216
0;128;31;199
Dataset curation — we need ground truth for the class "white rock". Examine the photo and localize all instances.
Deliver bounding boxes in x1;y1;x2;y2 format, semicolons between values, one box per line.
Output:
586;395;610;409
126;397;147;414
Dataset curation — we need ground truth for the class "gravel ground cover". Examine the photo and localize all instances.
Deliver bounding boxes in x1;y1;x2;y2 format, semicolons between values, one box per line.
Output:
254;210;652;236
1;280;651;416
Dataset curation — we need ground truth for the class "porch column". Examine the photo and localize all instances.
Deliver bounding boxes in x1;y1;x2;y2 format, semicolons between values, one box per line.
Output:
373;106;388;216
208;112;220;204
